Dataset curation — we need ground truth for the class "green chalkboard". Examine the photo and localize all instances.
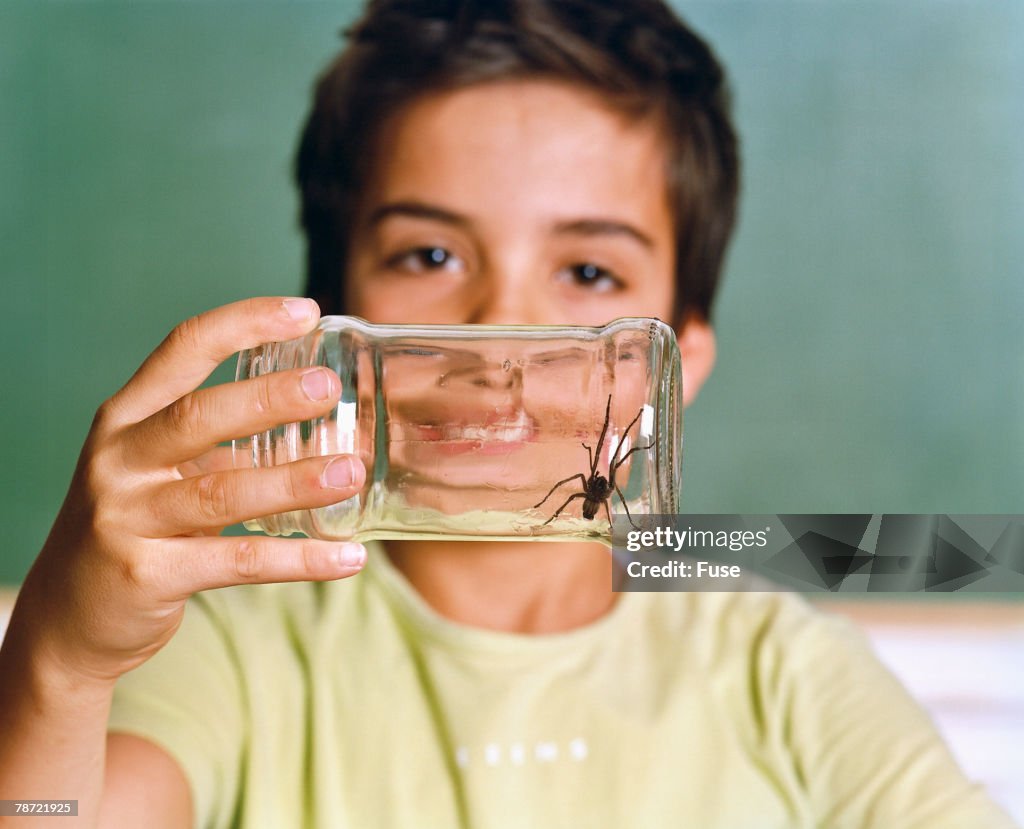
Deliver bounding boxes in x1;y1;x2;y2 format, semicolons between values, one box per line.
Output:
2;1;1022;584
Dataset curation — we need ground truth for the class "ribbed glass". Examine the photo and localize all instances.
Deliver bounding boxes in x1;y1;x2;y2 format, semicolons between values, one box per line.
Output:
234;316;682;544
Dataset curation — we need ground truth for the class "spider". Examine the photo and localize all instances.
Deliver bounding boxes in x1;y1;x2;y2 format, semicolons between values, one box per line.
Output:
533;394;652;530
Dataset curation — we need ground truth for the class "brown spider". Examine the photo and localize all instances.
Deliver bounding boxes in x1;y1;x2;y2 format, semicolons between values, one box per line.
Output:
533;394;652;530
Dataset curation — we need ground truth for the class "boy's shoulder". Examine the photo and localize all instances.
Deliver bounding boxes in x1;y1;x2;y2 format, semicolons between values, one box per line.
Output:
642;584;855;648
637;586;874;694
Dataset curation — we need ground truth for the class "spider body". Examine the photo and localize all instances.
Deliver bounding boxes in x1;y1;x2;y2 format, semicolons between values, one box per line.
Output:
581;475;611;520
533;394;651;530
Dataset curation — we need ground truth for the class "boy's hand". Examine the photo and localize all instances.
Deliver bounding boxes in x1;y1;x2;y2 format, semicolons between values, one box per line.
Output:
16;297;366;685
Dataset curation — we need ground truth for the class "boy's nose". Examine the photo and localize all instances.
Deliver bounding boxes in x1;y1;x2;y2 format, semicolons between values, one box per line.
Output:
440;344;524;392
466;269;547;326
471;362;523;392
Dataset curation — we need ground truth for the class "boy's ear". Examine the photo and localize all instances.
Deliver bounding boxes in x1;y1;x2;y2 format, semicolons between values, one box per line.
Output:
673;314;716;407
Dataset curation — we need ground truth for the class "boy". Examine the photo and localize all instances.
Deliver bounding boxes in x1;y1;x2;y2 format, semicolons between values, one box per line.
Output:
0;1;1015;826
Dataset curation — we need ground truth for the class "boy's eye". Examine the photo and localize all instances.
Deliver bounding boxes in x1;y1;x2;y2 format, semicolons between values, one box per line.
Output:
386;246;464;273
560;262;623;293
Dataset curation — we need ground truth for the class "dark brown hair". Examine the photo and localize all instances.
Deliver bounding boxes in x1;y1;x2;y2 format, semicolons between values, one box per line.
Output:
295;0;740;321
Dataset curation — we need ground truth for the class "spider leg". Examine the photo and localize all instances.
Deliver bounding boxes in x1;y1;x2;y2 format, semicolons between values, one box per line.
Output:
610;441;654;477
541;492;588;526
613;482;641;530
609;440;654;492
609;403;653;489
603;498;614;529
582;442;594;471
622;405;645;439
533;473;588;509
590;394;613;477
611;406;645;465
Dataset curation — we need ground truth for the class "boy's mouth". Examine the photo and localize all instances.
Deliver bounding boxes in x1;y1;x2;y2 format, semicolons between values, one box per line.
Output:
443;407;533;442
407;407;536;455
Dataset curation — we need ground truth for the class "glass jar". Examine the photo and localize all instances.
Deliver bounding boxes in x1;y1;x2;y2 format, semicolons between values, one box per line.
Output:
233;316;682;544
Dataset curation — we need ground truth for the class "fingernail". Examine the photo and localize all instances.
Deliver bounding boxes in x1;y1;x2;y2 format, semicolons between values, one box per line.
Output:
283;298;316;321
322;456;357;489
301;368;333;401
334;543;366;569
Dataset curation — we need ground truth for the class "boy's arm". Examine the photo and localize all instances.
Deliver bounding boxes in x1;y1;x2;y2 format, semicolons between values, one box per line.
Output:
781;611;1019;829
0;620;192;828
0;298;367;827
100;736;192;828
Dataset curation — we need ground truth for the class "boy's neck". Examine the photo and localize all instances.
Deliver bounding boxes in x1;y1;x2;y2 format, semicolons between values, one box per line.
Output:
383;540;617;635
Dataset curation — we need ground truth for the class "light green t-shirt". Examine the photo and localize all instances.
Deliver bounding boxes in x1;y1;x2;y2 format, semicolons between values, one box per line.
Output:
108;545;1016;829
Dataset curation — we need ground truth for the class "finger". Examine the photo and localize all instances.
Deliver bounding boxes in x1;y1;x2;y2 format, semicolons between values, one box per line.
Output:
109;297;321;423
176;445;237;478
127;366;341;468
160;535;367;597
141;454;367;536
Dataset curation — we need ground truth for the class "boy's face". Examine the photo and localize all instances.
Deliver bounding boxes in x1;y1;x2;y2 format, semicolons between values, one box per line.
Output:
341;80;714;505
345;80;677;328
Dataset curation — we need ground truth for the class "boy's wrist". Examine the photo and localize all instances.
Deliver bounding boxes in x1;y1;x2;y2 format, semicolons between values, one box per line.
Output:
0;613;115;829
0;604;119;714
